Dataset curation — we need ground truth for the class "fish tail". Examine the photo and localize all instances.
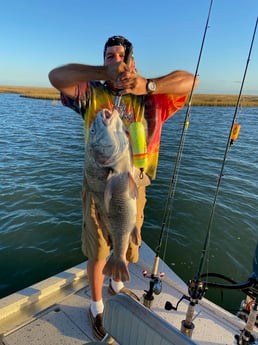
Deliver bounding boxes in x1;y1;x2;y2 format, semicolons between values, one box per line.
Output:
103;255;130;282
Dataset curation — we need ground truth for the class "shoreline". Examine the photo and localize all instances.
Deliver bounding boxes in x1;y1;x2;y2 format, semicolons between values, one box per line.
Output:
0;85;258;107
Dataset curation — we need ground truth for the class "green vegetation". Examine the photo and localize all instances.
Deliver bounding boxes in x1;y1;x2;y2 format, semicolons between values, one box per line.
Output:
191;93;258;107
0;86;59;100
0;86;257;107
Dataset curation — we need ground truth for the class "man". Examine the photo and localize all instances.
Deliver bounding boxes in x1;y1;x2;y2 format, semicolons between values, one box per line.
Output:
49;35;198;340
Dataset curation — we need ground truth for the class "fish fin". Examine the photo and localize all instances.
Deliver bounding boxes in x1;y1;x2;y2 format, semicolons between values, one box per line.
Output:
131;226;140;246
128;172;138;199
104;171;115;212
103;255;130;282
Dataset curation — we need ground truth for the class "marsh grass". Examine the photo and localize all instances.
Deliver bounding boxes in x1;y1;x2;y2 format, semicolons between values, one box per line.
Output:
0;86;59;100
0;86;257;107
191;93;258;107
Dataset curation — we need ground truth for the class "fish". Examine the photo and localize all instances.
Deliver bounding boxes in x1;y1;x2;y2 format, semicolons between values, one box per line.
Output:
85;108;139;282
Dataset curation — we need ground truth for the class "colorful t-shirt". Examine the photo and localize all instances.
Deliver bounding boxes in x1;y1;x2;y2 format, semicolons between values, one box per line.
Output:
61;81;187;179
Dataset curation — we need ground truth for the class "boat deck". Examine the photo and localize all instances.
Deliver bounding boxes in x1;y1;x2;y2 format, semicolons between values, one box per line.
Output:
0;243;257;345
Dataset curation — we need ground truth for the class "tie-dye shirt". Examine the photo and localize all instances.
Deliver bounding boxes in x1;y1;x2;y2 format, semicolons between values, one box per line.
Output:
61;81;187;179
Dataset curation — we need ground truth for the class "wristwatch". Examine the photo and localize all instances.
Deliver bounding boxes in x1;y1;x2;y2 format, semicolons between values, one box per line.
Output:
146;79;156;94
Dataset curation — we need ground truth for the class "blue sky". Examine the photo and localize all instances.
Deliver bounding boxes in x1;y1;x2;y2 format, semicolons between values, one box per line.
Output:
1;0;257;94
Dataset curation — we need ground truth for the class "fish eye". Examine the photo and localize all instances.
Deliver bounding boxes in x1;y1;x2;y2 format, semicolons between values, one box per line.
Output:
90;125;95;134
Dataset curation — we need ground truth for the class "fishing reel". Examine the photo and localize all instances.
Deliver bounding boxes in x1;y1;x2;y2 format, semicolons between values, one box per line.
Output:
235;272;258;334
187;278;208;300
142;269;165;308
235;296;257;345
164;278;207;312
164;278;208;339
237;297;258;328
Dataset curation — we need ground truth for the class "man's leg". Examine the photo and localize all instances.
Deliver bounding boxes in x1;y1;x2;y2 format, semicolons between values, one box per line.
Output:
82;178;110;340
87;258;107;340
87;259;106;301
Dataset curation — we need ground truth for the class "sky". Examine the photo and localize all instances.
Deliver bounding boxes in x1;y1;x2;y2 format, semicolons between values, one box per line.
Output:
0;0;257;94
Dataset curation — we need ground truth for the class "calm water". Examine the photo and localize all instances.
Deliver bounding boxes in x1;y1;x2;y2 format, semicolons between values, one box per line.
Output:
0;93;257;314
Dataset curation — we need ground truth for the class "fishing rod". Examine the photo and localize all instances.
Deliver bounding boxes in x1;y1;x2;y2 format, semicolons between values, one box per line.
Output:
196;16;258;285
165;17;258;340
143;0;214;309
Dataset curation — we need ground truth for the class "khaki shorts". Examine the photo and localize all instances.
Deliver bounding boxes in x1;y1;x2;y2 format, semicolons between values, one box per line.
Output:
81;175;147;262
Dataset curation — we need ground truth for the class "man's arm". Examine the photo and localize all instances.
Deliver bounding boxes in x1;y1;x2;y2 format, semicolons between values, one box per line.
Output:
152;70;198;95
115;70;198;96
48;62;128;98
49;63;198;98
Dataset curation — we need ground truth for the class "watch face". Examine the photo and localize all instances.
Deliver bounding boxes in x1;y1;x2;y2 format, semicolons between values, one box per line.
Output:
148;80;156;92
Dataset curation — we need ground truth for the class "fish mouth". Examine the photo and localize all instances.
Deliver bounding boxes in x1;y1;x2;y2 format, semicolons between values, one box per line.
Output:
93;139;127;166
101;109;115;126
94;150;114;165
94;147;123;166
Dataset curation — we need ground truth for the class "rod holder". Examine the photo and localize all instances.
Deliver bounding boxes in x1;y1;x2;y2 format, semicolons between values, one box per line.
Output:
236;300;257;344
181;301;195;338
143;294;154;309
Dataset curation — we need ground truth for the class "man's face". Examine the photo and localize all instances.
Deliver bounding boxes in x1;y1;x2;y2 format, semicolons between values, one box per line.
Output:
104;45;126;65
104;45;135;71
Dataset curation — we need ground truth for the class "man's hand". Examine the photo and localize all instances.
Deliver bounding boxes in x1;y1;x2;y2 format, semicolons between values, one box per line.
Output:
106;62;130;83
113;71;147;95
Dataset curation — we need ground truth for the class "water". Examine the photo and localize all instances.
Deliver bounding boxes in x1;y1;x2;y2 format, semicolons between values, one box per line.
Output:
0;93;257;314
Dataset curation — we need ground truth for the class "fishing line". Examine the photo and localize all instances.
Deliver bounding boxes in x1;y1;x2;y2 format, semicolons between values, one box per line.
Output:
195;16;258;282
153;0;214;273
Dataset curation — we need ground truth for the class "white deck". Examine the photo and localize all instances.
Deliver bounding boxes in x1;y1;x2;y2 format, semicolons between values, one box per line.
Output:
0;242;257;345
